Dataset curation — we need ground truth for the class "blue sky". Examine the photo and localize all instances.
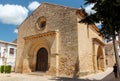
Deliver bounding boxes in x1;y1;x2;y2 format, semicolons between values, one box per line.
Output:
0;0;93;42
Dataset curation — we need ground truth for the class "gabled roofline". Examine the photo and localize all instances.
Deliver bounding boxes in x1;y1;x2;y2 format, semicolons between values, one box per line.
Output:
42;2;80;10
17;2;80;30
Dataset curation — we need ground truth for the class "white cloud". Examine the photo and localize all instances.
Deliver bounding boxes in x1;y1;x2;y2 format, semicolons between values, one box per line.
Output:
85;4;96;15
0;4;28;25
14;29;18;34
28;1;40;11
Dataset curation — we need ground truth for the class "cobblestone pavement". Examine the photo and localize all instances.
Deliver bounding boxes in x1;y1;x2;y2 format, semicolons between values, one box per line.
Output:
0;72;119;81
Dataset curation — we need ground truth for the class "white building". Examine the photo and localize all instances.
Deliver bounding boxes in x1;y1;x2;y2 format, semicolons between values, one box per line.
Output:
0;40;17;71
105;35;120;56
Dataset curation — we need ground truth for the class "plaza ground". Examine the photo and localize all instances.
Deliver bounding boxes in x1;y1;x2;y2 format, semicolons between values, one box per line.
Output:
0;68;119;81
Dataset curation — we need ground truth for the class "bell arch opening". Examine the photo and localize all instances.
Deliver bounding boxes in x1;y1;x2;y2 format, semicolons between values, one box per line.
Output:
36;47;48;72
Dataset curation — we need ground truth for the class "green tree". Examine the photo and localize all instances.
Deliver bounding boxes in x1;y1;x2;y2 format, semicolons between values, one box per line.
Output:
80;0;120;78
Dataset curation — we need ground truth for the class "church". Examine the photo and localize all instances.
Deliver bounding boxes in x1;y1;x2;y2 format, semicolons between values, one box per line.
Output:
15;3;106;77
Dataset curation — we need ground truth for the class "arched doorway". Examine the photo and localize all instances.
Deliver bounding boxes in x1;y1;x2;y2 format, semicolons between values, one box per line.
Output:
36;48;48;72
97;46;104;71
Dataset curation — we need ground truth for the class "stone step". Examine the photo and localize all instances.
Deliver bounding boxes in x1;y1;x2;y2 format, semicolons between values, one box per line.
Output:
27;72;46;76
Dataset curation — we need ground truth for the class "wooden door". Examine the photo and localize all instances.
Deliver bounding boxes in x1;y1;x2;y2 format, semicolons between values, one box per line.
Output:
36;48;48;72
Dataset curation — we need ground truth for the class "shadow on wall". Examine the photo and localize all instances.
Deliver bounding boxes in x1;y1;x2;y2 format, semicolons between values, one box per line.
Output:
73;56;80;78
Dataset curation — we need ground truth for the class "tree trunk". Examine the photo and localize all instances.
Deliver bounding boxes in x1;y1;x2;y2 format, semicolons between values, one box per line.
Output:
113;37;120;78
118;31;120;48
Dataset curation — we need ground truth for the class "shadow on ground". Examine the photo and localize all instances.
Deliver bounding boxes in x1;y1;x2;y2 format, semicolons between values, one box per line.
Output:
49;77;99;81
49;72;120;81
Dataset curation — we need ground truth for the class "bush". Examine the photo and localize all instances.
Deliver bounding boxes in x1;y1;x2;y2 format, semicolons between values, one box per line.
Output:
5;65;11;73
0;65;5;73
0;65;11;73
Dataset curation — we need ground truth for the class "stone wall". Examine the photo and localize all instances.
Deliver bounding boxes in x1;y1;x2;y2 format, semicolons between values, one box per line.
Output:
77;18;106;76
105;43;115;67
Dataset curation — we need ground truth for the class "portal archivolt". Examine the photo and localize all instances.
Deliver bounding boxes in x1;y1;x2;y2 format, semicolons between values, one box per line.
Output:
97;46;104;71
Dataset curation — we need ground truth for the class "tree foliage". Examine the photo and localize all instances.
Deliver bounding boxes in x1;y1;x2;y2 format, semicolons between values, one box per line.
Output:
80;0;120;41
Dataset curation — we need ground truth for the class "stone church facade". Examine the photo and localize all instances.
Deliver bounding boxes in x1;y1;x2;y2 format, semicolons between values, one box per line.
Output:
15;3;106;77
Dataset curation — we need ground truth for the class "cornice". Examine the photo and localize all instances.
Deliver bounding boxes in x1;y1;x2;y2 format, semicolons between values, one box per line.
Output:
24;31;57;40
92;38;105;46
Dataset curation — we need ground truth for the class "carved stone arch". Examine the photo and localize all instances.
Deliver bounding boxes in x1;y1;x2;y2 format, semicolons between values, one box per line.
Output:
28;37;50;57
92;38;106;72
97;46;105;71
24;37;51;72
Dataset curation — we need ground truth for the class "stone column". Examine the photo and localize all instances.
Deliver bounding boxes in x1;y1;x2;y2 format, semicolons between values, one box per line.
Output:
22;58;31;73
47;30;60;76
22;39;31;73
